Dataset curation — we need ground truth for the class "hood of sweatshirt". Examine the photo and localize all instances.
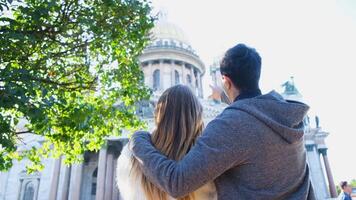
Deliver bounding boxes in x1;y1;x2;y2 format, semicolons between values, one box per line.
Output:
227;90;310;144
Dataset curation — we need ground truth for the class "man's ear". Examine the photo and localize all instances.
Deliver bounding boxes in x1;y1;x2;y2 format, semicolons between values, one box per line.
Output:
222;75;232;90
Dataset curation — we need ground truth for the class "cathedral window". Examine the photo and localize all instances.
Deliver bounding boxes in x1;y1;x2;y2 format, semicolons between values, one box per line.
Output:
156;40;162;46
175;70;180;85
153;69;160;90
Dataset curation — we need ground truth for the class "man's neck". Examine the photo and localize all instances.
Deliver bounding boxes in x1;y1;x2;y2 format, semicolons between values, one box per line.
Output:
234;88;262;102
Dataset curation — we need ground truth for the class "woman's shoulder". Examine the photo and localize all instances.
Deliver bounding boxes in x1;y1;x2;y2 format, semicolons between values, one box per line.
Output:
116;144;132;181
116;144;217;200
116;144;134;177
116;144;147;200
120;143;132;157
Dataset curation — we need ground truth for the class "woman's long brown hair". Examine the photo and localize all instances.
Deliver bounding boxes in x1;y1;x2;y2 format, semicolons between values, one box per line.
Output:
131;85;204;200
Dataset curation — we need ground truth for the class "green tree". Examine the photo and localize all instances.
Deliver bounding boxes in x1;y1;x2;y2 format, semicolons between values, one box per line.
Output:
337;185;341;194
0;0;154;172
350;179;356;187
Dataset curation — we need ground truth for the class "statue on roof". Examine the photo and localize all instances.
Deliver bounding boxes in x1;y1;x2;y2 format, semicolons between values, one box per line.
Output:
282;76;300;96
315;116;320;128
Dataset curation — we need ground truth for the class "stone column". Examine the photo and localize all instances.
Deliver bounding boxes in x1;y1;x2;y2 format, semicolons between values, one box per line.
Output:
61;165;72;200
96;147;107;200
49;157;62;200
0;172;9;199
143;61;151;87
319;148;337;198
162;61;171;91
34;178;41;200
104;152;114;200
200;75;204;97
190;66;195;84
112;155;120;200
187;65;192;90
17;179;24;200
171;64;175;86
148;62;153;88
196;74;203;97
305;143;329;199
158;60;163;91
190;66;197;95
69;162;84;200
181;62;185;85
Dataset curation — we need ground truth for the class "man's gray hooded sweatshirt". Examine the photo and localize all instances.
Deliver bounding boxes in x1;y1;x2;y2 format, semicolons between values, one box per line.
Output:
131;91;316;200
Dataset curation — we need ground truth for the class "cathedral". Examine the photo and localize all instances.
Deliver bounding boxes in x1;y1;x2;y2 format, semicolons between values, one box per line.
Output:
0;18;336;200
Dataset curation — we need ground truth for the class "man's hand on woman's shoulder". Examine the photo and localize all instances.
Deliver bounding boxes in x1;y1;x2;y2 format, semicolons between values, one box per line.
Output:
129;131;152;152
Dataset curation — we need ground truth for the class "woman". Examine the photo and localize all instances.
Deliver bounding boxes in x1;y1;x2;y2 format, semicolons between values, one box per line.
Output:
116;85;217;200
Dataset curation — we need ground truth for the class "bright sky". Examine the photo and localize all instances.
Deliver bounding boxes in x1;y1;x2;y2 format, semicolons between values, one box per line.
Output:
151;0;356;184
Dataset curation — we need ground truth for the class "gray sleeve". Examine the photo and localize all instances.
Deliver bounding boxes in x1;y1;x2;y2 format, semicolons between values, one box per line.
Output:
131;117;249;198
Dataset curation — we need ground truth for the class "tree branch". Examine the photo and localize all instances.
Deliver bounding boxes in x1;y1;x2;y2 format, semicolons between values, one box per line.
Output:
16;130;33;135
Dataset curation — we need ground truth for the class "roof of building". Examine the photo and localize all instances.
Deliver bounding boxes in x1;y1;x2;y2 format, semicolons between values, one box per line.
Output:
151;20;190;45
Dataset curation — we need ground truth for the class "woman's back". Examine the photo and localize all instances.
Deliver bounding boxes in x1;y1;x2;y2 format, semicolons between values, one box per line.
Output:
116;144;217;200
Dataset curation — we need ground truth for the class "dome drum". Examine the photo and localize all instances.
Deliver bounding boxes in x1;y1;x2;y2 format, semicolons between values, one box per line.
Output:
138;18;205;98
138;49;205;75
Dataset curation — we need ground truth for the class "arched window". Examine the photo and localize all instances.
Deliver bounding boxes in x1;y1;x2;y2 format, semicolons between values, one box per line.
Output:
153;69;160;90
23;182;35;200
186;75;192;85
91;168;98;199
156;40;162;46
175;70;180;85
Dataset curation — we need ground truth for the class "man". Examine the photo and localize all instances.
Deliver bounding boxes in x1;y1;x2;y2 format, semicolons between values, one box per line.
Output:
339;181;353;200
131;43;315;199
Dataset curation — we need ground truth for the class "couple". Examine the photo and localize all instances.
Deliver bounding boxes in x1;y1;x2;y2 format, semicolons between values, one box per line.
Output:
116;43;315;200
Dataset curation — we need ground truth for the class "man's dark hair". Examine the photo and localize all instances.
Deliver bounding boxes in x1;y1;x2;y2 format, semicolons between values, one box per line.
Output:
340;181;348;189
220;43;262;91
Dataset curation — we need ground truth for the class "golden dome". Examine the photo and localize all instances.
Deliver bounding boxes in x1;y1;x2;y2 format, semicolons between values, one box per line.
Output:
151;20;190;45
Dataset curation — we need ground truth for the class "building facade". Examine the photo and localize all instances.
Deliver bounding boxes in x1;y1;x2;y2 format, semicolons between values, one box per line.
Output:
0;19;336;200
